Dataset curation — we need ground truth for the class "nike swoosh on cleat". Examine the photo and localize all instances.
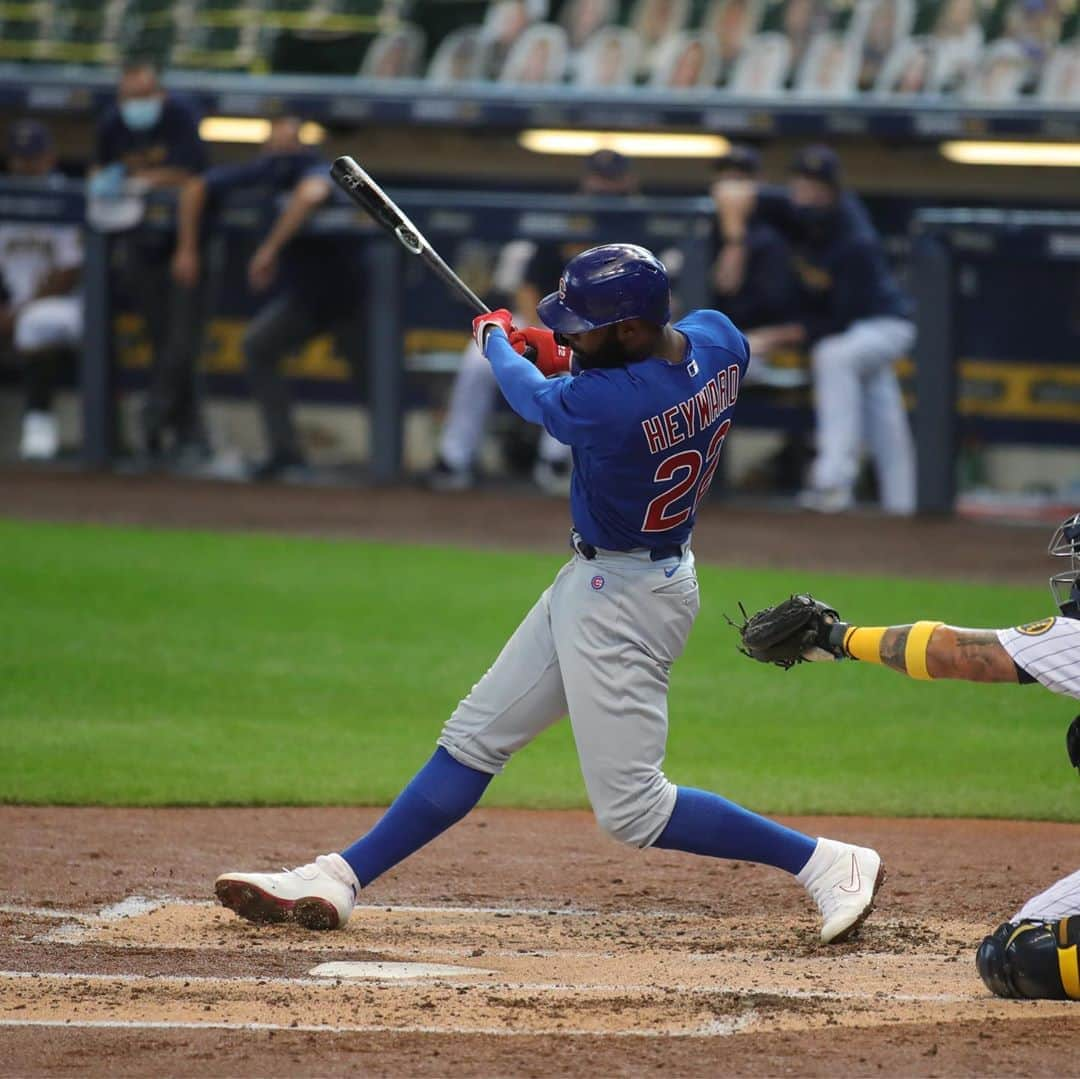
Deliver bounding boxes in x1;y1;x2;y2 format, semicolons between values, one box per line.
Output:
838;853;862;894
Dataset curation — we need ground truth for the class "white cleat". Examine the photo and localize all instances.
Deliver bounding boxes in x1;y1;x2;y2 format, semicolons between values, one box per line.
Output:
796;487;854;514
215;852;359;931
19;411;59;460
797;837;886;944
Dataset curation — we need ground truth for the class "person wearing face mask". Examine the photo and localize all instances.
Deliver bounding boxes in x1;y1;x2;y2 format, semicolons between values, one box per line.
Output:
93;57;207;466
170;115;366;481
713;145;916;516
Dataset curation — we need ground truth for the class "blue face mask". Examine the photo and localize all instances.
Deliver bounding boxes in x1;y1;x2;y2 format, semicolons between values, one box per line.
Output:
120;96;163;132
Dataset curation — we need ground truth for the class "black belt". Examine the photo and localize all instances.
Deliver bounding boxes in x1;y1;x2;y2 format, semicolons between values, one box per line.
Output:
570;531;682;562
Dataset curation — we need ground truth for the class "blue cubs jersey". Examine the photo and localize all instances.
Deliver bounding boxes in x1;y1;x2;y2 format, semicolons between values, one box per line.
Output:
535;309;749;552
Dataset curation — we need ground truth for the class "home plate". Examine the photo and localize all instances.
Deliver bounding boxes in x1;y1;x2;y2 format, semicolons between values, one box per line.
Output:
308;961;490;980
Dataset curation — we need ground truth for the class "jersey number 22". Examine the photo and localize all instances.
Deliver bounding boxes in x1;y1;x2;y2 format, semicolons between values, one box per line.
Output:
641;419;731;533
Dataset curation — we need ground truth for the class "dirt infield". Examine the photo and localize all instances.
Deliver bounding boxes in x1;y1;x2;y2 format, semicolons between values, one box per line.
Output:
2;808;1079;1076
2;467;1077;1076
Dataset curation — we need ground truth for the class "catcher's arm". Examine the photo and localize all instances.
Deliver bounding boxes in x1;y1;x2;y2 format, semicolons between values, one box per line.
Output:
827;622;1022;683
734;596;1027;682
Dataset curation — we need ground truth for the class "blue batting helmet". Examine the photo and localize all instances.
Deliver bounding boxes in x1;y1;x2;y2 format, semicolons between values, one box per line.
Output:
536;243;670;334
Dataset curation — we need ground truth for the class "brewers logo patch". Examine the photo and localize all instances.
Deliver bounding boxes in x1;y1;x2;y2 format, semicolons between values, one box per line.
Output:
1016;617;1056;636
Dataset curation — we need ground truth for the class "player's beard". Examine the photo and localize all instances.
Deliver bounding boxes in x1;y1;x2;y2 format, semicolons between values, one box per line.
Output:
561;328;632;371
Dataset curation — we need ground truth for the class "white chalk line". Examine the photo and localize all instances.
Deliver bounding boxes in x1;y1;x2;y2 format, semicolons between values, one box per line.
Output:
0;1017;747;1039
0;969;480;989
0;969;978;1004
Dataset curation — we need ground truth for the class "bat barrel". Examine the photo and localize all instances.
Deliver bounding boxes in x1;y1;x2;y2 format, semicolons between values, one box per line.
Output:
330;155;490;315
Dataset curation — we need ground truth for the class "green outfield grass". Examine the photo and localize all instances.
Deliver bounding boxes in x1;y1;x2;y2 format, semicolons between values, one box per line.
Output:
1;517;1075;820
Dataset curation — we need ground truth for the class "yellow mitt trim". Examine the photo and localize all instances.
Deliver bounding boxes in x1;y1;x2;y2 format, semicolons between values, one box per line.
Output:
905;621;944;681
843;626;886;664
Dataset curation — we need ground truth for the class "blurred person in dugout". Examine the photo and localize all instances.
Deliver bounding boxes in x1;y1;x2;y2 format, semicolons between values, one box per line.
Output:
172;115;366;481
0;120;83;460
92;57;207;464
427;149;639;496
709;144;795;338
714;144;917;515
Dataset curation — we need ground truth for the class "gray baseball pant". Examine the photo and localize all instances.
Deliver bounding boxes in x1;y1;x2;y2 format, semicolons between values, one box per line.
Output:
438;543;699;847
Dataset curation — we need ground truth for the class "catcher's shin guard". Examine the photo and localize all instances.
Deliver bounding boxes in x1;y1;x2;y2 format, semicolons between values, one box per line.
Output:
976;917;1080;1000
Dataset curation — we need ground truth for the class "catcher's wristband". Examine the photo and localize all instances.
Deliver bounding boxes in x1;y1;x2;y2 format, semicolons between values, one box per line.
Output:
838;625;885;664
835;621;944;678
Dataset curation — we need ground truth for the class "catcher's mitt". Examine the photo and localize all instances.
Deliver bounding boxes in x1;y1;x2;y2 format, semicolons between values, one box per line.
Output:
729;594;843;670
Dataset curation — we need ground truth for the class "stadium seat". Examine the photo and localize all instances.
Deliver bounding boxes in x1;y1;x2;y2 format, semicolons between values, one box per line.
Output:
931;30;982;90
172;23;258;71
358;23;426;78
648;30;721;87
963;36;1027;99
188;0;252;19
758;0;836;85
728;30;791;93
628;0;692;75
45;2;115;65
471;0;546;79
630;0;692;48
498;22;569;82
699;0;767;83
0;10;47;62
571;25;641;86
425;26;493;83
559;0;617;52
795;30;860;96
1038;42;1080;103
53;0;106;13
848;0;916;91
873;34;937;93
924;0;984;53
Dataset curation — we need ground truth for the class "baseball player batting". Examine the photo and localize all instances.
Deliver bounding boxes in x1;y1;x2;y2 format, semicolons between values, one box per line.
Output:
216;243;885;945
735;512;1080;999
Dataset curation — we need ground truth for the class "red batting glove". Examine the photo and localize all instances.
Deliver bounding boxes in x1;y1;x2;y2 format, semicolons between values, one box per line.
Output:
472;308;516;351
509;326;573;377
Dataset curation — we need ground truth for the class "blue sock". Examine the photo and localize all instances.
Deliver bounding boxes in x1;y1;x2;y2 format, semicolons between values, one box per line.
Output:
653;787;816;875
341;747;492;887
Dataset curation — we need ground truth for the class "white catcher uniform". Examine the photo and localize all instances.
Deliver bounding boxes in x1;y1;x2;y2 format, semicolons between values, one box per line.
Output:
997;615;1080;921
0;220;83;352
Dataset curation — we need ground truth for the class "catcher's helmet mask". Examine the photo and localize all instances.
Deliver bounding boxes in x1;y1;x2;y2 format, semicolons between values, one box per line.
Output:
1048;511;1080;618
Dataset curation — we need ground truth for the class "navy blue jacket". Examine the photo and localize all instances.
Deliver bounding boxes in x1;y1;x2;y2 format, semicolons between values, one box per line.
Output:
96;95;205;176
712;220;796;330
755;187;911;342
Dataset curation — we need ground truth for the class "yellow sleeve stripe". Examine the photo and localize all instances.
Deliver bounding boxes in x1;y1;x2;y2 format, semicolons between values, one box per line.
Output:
1060;944;1080;1000
844;626;886;664
904;621;944;681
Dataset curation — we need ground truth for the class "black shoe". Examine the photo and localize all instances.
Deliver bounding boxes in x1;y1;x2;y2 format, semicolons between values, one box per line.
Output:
424;456;474;492
249;451;306;482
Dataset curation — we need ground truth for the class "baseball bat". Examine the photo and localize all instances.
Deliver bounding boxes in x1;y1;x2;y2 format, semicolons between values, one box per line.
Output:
330;156;490;315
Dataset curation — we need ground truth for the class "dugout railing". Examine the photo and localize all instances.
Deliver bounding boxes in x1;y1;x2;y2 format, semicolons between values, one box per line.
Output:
910;208;1080;514
4;179;1079;510
0;179;714;479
